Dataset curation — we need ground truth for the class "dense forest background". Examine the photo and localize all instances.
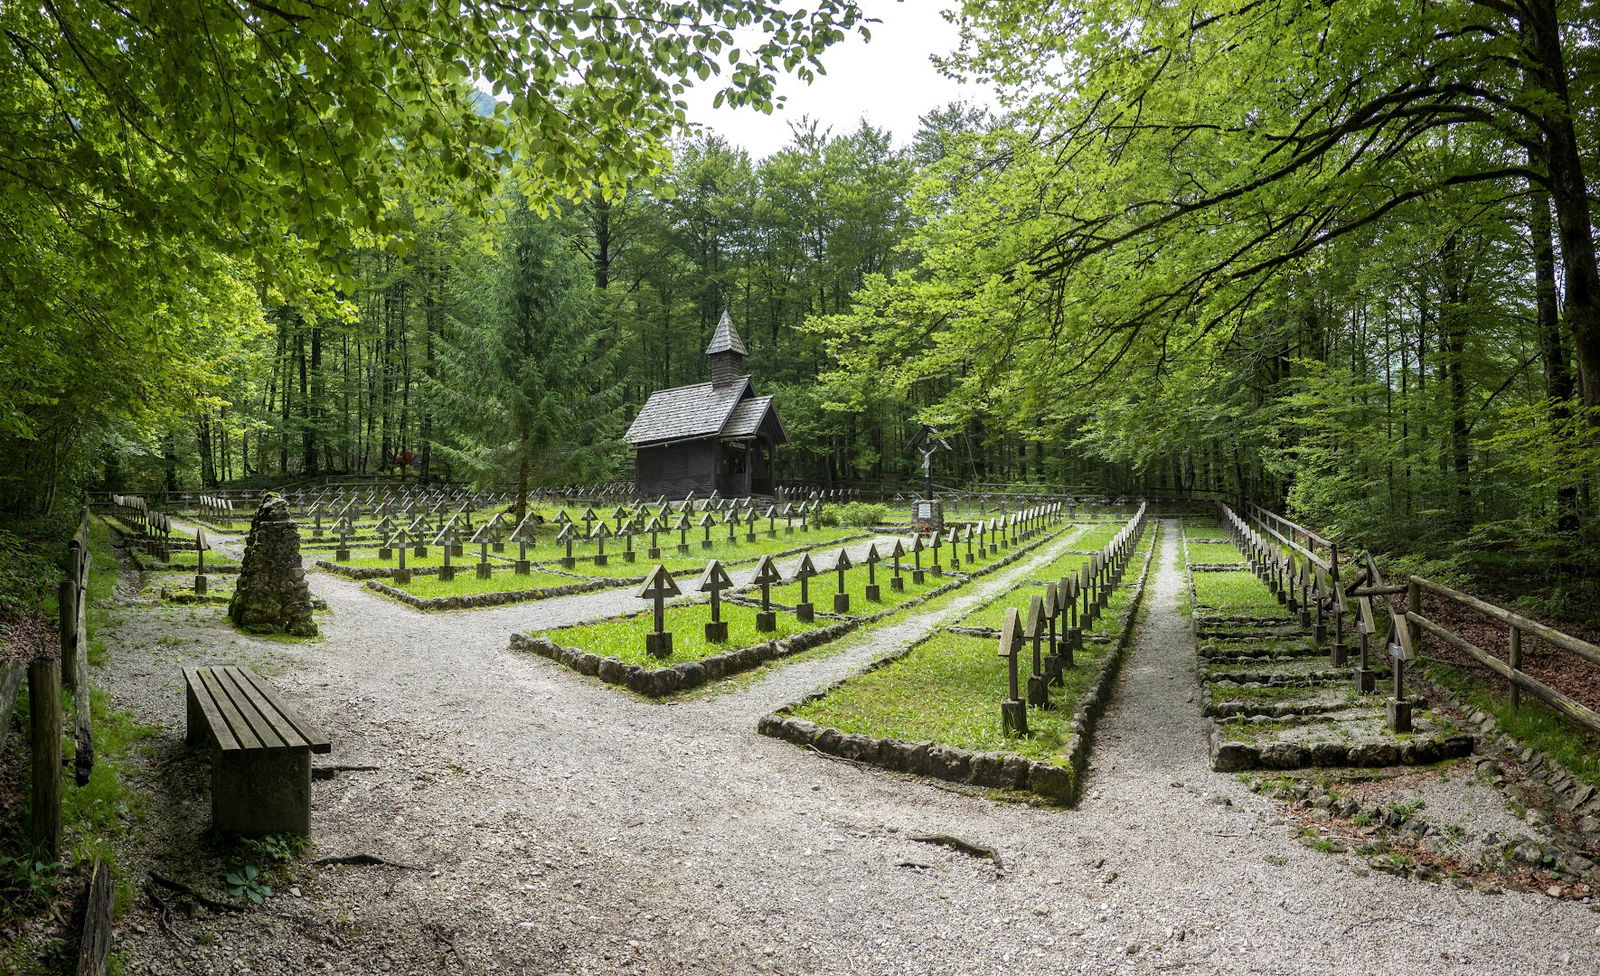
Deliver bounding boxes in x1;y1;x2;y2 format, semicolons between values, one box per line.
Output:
4;0;1599;615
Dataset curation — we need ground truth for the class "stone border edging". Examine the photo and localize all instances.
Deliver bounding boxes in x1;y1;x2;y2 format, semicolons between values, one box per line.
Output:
504;523;1076;697
510;618;860;697
755;522;1159;806
363;576;614;611
1412;669;1600;823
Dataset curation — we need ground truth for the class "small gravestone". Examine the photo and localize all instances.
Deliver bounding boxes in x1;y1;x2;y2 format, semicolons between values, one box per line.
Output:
391;528;412;584
997;607;1027;737
376;517;395;561
792;554;819;623
639;565;680;659
646;517;664;559
699;513;716;550
675;515;692;555
912;498;943;534
697;560;733;643
619;524;636;563
752;556;782;632
910;534;926;584
228;494;317;637
945;527;962;572
591;521;612;567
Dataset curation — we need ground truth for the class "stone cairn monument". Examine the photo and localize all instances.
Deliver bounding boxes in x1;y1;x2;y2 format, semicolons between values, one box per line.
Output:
228;493;318;637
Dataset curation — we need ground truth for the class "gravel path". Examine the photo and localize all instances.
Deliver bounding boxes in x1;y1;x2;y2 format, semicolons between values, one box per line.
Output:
98;519;1600;974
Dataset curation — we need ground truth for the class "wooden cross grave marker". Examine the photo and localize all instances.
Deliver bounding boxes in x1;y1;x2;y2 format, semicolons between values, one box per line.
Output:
697;560;734;643
510;513;539;575
675;514;692;554
1042;583;1064;683
699;512;716;550
590;521;612;567
792;553;819;623
390;527;412;584
1025;594;1050;709
751;555;782;632
471;523;496;579
863;544;882;602
910;534;926;584
831;547;853;613
997;607;1029;737
556;523;578;570
889;538;907;591
638;565;681;659
193;529;210;595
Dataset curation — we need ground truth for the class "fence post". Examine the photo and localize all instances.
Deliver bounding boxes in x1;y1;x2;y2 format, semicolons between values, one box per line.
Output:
28;653;61;860
1508;625;1522;712
58;577;77;693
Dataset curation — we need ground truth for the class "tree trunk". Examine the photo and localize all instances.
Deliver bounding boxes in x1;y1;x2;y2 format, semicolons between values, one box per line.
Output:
1531;183;1579;534
1525;0;1600;408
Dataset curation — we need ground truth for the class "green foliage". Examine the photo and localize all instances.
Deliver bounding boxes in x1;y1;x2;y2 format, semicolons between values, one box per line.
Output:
817;502;890;527
430;192;624;491
224;865;272;905
239;833;310;865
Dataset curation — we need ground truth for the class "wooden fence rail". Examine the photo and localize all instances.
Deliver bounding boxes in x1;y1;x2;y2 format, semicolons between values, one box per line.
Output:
1407;576;1600;737
1245;503;1600;740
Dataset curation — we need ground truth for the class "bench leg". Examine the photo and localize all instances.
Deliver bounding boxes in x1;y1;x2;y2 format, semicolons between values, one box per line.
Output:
185;683;207;748
211;747;311;836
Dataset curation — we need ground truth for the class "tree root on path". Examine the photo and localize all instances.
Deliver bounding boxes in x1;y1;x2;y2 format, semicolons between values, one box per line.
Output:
148;871;247;913
312;764;380;780
909;834;1004;872
312;853;425;870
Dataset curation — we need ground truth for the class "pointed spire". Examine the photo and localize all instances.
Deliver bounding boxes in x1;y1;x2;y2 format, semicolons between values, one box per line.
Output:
705;309;748;356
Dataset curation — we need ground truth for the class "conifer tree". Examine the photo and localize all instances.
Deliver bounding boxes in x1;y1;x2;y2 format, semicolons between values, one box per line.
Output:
431;193;623;521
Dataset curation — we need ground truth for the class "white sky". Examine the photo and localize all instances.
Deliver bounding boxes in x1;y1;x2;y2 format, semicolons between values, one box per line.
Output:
679;0;996;159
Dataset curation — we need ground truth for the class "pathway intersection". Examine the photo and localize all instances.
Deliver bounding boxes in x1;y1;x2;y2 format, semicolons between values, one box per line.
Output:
97;518;1599;974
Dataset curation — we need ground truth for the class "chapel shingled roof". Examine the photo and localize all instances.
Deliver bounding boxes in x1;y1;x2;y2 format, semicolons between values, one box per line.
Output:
722;396;786;441
624;378;751;445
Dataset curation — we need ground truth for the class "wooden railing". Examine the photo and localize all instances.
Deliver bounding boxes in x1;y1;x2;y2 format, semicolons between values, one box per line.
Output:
1242;503;1600;740
1405;577;1600;736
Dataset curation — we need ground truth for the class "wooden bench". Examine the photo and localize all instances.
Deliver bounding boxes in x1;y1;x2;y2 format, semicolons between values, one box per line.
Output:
184;666;331;836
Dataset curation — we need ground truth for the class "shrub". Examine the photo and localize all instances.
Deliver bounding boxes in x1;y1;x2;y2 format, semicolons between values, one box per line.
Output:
818;502;891;527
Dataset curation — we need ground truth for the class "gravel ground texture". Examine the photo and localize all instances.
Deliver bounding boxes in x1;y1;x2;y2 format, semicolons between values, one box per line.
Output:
87;518;1600;975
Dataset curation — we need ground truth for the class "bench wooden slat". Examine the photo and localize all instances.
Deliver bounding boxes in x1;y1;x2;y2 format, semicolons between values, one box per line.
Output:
219;666;309;752
195;668;266;752
224;662;326;752
211;667;291;751
229;667;331;755
184;668;242;752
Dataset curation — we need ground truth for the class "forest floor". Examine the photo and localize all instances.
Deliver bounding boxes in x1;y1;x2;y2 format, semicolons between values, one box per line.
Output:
88;519;1600;974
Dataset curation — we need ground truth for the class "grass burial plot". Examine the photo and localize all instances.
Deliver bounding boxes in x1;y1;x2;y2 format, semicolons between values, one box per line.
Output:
540;603;822;668
514;600;855;697
764;562;945;612
1185;540;1246;565
790;630;1093;763
766;525;1157;805
537;526;869;574
1191;570;1283;614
